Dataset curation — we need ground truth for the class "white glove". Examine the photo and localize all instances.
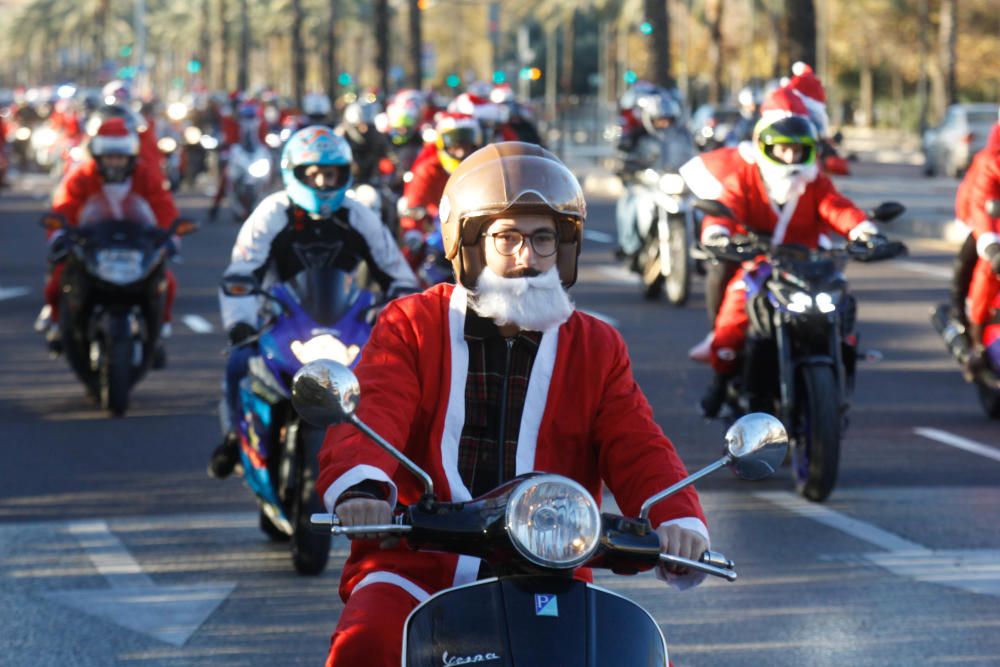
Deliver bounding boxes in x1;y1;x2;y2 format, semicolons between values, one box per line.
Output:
848;220;879;242
701;225;731;248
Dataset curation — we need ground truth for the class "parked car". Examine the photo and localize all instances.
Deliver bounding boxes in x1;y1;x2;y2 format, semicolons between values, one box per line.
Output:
922;103;999;177
689;104;745;151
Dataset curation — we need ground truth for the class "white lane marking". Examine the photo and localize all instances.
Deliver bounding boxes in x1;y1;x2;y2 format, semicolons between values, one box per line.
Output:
583;230;616;244
753;491;928;552
895;260;951;280
0;286;31;301
756;491;1000;597
182;314;214;334
914;427;1000;464
40;519;237;646
579;309;619;328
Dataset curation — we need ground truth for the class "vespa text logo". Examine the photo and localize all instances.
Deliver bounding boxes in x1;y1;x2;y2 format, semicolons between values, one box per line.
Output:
442;650;501;665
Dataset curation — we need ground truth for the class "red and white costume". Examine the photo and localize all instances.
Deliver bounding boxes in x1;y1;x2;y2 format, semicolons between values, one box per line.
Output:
965;125;1000;327
317;282;708;665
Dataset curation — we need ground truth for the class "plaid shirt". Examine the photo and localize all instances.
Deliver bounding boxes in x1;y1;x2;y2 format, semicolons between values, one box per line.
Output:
459;310;542;498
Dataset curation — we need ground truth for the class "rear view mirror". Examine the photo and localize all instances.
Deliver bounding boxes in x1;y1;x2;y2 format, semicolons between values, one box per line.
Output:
40;213;67;232
986;200;1000;219
693;199;735;220
220;274;260;297
867;201;905;223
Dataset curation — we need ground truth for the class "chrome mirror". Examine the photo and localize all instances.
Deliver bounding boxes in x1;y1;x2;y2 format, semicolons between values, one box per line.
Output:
724;413;788;480
292;360;360;428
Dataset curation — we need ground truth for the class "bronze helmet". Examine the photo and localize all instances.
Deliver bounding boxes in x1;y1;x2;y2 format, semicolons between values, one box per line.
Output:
439;142;586;289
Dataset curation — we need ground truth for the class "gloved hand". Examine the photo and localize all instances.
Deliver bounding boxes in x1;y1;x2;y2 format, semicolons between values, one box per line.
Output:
47;234;70;263
984;243;1000;276
701;228;731;251
227;322;257;346
848;220;880;243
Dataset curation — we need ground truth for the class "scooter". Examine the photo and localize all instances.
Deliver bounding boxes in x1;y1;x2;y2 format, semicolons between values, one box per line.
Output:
41;196;197;416
220;264;375;574
291;360;789;666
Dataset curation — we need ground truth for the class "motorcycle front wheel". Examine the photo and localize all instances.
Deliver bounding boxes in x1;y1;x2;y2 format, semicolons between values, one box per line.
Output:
976;382;1000;419
639;230;665;301
100;315;133;417
289;423;331;576
664;216;691;307
793;365;840;502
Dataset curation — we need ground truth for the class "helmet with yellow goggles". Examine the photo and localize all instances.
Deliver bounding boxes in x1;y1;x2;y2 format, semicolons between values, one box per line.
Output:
435;114;483;174
754;115;818;168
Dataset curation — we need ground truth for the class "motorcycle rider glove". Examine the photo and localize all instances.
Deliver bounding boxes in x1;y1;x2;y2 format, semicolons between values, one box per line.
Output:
227;321;257;346
848;220;880;243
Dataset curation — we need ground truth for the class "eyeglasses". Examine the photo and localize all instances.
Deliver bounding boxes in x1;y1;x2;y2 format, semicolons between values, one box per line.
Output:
483;229;559;257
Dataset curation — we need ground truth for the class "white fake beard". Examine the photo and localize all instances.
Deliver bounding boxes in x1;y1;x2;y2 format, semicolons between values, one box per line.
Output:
470;265;575;332
759;161;817;205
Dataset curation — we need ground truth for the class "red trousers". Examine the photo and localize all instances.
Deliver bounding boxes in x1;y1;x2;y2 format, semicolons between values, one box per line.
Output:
325;582;422;667
45;262;176;323
710;267;750;374
967;258;1000;327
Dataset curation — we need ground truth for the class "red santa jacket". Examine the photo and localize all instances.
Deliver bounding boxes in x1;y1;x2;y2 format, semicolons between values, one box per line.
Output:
399;149;449;234
52;158;179;232
317;282;706;602
961;124;1000;254
685;143;865;245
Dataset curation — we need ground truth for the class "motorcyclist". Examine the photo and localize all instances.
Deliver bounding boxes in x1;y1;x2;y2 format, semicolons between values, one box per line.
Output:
614;87;696;266
398;112;482;256
318;142;710;666
787;62;849;174
961;112;1000;378
302;92;334;126
88;80;163;181
382;90;427;180
36;117;180;361
208;125;418;479
208;93;249;221
490;84;543;145
336;101;391;185
695;88;883;417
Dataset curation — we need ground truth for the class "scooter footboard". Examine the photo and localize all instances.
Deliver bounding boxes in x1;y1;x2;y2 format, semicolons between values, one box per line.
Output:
403;576;668;667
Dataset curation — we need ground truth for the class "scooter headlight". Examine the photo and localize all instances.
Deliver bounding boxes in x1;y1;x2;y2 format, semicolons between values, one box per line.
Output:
247;158;271;179
505;474;601;569
157;137;178;153
15;126;32;141
659;173;686;195
200;135;219;150
166;102;188;122
290;334;360;365
183;126;203;144
786;291;813;313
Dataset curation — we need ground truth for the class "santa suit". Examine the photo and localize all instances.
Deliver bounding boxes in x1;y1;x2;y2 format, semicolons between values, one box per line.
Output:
317;282;708;666
399;149;449;236
46;159;180;321
965;138;1000;327
700;144;868;373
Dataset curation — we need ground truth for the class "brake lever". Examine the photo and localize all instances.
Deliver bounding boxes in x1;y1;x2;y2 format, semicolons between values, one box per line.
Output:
310;513;413;536
658;551;738;582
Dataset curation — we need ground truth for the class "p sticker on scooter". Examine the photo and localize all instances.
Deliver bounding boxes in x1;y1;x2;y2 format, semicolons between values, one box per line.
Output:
534;594;558;617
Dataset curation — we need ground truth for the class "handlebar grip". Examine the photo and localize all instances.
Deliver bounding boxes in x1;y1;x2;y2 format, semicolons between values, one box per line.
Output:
658;551;738;582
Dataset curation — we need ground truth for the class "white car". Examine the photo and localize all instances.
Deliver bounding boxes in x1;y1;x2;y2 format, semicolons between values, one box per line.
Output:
922;103;999;177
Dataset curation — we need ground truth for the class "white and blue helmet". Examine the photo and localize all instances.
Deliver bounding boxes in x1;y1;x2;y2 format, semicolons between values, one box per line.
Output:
281;125;353;217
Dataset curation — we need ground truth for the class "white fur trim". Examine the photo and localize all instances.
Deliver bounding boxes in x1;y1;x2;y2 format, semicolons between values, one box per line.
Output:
515;326;559;475
679;157;724;200
737;141;756;164
977;233;1000;260
654;517;711;591
700;224;730;244
453;554;482;587
353;571;430;602
443;286;472;502
771;187;802;245
848;221;878;241
323;464;398;514
791;61;810;77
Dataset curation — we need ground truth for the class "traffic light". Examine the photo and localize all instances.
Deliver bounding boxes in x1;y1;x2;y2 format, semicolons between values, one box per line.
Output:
529;67;542;81
119;45;133;58
187;59;202;74
338;72;353;86
446;74;461;88
639;21;653;35
492;70;506;84
624;69;638;84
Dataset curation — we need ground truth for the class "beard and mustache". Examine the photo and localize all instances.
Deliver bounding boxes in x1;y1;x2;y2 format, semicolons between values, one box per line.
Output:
469;265;575;332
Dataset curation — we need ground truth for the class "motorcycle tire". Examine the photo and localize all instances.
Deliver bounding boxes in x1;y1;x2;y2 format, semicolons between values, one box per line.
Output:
664;216;691;307
100;315;132;417
793;365;840;502
290;423;331;576
639;233;665;301
976;383;1000;420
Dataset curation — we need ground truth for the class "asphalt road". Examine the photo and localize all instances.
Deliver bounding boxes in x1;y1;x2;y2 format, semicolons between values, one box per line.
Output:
0;166;997;667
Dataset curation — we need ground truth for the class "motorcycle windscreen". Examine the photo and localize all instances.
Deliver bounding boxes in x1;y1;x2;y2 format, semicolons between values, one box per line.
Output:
78;192;158;228
285;266;359;327
403;576;668;667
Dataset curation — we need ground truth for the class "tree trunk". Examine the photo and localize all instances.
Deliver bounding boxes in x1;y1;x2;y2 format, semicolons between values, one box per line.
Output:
409;0;423;89
643;0;672;89
706;0;724;103
859;51;873;128
237;0;249;91
326;0;338;102
218;0;230;91
375;0;390;95
200;0;212;83
560;11;575;96
785;0;816;69
938;0;957;110
291;0;306;107
917;0;929;132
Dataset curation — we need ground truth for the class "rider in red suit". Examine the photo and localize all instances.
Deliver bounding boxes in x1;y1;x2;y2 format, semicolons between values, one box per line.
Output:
697;88;880;416
398;113;482;261
38;118;180;358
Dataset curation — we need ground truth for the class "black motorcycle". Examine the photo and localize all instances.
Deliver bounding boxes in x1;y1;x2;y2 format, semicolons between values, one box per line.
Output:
290;360;789;666
41;195;196;416
695;200;906;502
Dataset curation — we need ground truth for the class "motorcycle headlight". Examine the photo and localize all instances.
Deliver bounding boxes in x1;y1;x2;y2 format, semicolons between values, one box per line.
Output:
265;132;282;148
157;137;178;153
15;126;32;141
247;158;271;178
786;291;813;313
659;173;686;195
166;102;188;122
183;126;202;144
815;291;837;314
505;475;601;570
68;146;85;162
94;249;144;285
290;334;360;365
200;135;219;150
36;127;57;146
